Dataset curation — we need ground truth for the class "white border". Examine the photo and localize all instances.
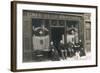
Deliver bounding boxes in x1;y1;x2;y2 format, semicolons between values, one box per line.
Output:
17;3;96;69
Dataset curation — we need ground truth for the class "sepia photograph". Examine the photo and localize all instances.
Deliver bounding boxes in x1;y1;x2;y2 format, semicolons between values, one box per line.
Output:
23;10;90;62
11;1;97;72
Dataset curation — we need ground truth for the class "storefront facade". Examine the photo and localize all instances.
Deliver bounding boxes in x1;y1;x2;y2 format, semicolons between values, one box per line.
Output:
23;10;91;62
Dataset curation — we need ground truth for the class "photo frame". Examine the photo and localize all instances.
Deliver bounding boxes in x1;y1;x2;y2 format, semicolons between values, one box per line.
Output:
11;1;98;72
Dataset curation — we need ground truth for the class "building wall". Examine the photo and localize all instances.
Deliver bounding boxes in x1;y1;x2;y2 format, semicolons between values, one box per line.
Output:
23;12;33;62
84;13;91;52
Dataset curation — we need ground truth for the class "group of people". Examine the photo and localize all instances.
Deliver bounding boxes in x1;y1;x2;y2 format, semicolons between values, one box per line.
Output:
49;40;86;61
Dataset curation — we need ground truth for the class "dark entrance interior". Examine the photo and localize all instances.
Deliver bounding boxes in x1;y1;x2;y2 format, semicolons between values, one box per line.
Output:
51;27;64;49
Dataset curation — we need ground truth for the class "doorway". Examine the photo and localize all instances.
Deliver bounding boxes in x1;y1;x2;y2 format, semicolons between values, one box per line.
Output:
51;27;64;49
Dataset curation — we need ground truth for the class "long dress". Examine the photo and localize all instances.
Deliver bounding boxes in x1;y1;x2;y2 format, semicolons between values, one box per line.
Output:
49;45;60;61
